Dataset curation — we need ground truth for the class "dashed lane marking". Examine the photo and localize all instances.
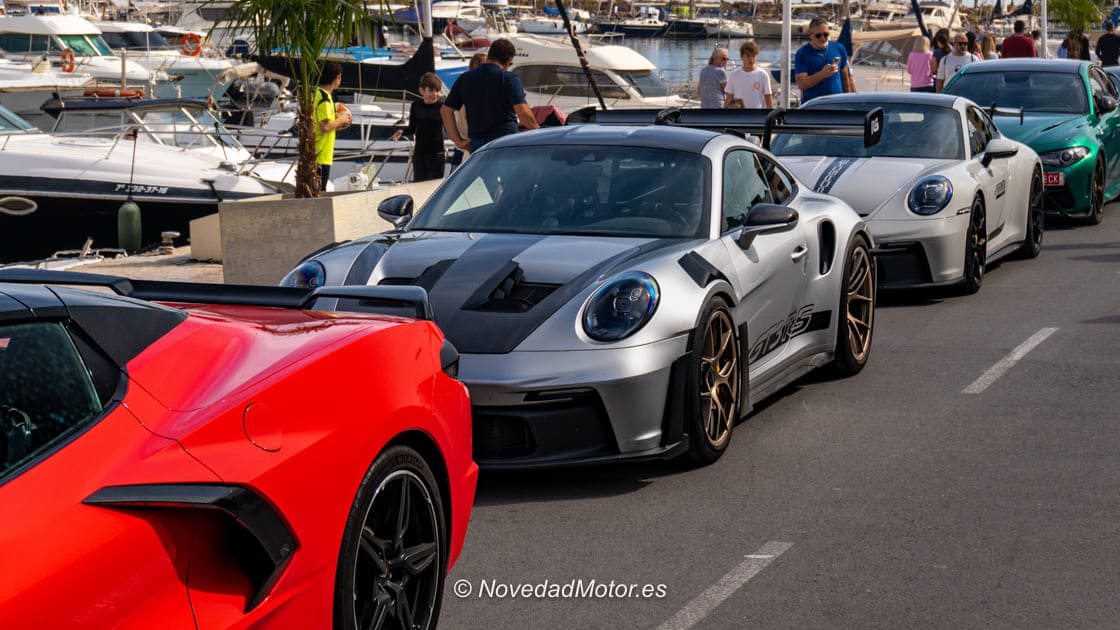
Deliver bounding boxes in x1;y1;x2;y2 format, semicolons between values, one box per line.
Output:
962;327;1059;394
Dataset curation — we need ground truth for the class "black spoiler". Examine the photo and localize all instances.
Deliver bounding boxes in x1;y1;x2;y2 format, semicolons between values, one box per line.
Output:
592;107;884;150
988;103;1025;125
0;269;434;321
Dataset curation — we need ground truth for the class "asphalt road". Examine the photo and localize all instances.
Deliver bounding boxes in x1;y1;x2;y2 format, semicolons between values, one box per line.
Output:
441;205;1120;629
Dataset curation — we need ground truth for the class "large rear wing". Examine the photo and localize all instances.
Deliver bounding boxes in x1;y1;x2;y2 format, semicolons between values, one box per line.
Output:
592;107;884;151
0;269;435;321
987;104;1025;125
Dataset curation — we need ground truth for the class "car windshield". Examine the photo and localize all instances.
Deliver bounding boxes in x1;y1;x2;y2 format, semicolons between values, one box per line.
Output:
945;71;1088;114
411;145;710;238
771;103;963;159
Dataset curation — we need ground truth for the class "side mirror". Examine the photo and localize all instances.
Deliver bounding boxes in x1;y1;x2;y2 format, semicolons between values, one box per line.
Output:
981;137;1019;167
1096;94;1118;115
377;194;414;228
734;203;799;249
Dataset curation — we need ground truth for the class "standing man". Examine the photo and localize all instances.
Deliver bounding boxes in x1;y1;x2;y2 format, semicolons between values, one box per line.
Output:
313;61;352;191
697;47;729;108
794;17;855;104
441;38;539;154
936;33;977;92
725;41;773;108
1000;20;1036;58
1099;22;1120;66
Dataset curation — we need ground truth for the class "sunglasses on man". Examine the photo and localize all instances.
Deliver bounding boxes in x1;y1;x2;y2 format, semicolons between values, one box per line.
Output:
811;32;829;39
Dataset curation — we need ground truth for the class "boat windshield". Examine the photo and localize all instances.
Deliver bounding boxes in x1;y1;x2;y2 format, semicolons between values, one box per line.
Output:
132;107;244;151
618;70;672;97
771;103;964;160
100;30;171;50
0;105;36;133
56;34;113;56
412;145;710;239
944;71;1088;115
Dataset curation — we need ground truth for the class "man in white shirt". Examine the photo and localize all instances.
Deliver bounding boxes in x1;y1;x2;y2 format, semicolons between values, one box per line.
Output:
725;40;774;108
936;33;979;92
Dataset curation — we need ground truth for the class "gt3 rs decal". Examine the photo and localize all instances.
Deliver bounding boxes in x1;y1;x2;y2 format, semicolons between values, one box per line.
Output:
812;158;858;195
748;305;833;364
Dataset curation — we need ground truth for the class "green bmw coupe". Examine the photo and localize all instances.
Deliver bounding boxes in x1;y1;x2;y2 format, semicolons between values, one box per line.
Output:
944;59;1120;224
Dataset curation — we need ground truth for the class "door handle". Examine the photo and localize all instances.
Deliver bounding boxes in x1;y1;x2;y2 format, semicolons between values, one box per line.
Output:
791;245;808;262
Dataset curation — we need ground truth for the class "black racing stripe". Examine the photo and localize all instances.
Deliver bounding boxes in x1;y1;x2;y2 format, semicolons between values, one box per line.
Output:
812;158;858;195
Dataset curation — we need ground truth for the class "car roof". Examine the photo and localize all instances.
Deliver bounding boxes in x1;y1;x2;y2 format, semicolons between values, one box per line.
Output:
484;124;718;153
958;58;1087;74
805;92;965;109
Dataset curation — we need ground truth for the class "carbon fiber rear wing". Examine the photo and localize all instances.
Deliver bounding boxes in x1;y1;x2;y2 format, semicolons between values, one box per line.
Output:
987;104;1025;125
593;107;883;150
0;269;434;321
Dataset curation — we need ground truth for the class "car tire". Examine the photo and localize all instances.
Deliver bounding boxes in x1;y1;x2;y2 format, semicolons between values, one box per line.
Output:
959;196;986;295
828;234;875;377
1085;159;1105;225
685;296;740;465
1017;168;1044;259
333;445;447;630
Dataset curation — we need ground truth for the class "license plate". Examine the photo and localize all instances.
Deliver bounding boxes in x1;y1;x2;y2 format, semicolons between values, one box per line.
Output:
1043;172;1064;187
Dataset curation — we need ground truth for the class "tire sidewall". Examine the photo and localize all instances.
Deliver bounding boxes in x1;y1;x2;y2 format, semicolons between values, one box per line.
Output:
831;234;874;375
333;445;448;630
685;295;737;464
961;197;985;294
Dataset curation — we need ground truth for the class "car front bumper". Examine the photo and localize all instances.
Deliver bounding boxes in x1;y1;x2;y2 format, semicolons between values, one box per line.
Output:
1042;158;1094;216
460;334;692;469
868;212;972;289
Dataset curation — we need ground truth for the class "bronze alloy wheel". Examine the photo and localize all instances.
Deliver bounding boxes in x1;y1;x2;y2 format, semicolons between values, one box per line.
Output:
342;457;444;630
699;308;738;450
845;246;874;363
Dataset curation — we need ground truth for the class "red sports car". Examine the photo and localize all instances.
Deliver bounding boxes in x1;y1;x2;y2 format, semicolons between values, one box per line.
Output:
0;269;477;629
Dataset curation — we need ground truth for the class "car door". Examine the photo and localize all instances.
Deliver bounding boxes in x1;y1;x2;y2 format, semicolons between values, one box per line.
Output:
1088;66;1120;188
718;148;810;376
965;105;1009;242
0;316;198;628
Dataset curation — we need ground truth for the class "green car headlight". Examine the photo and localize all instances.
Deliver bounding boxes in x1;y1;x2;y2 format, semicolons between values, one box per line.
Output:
1039;147;1090;167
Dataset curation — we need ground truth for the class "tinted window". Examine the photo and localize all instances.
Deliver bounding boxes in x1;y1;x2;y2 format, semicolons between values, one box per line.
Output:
618;70;672;97
723;150;773;231
514;65;628;99
0;322;105;478
771;103;963;160
965;106;993;155
758;155;794;204
945;71;1088;114
413;145;710;238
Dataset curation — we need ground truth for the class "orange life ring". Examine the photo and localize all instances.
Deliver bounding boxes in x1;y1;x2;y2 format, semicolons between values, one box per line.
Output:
181;33;202;56
60;48;76;73
83;88;146;98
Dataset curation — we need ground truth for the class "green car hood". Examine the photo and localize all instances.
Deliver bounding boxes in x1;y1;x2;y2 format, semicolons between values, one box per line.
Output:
995;113;1091;153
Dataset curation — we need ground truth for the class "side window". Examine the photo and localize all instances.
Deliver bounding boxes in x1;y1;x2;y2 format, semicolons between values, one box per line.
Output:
1089;68;1118;100
978;108;1000;140
757;155;795;204
0;321;107;479
965;107;991;156
722;150;773;231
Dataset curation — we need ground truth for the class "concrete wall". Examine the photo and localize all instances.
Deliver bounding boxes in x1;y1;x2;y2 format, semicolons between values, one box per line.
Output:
200;179;443;285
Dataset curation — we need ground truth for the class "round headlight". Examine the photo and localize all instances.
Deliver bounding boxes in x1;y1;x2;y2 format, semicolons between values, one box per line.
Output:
280;260;326;288
582;272;660;342
1039;146;1090;167
907;176;953;216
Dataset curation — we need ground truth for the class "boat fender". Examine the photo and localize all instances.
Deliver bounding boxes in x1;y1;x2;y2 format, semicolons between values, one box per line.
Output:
118;201;142;252
60;48;76;73
181;33;203;57
84;89;146;98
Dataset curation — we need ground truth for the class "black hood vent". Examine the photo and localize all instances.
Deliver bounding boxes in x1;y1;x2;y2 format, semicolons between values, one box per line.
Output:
463;263;560;313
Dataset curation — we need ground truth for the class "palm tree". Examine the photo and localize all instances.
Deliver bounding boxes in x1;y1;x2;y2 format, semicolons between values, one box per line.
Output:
212;0;374;197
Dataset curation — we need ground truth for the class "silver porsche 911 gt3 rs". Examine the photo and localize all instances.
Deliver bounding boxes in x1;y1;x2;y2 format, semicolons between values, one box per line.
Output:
284;113;878;467
770;93;1044;293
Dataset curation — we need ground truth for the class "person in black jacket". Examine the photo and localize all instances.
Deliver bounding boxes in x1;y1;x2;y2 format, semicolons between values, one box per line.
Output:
1097;21;1120;66
392;72;447;182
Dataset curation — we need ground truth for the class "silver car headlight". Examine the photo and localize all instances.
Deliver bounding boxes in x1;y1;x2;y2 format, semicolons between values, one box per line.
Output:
907;176;953;216
1038;147;1090;167
281;260;326;288
582;272;659;342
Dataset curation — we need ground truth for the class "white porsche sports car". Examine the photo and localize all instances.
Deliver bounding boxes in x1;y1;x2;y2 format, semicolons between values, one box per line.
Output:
283;109;881;467
770;93;1044;293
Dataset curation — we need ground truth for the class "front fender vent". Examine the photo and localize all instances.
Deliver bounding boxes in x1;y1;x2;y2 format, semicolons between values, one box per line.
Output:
818;221;837;276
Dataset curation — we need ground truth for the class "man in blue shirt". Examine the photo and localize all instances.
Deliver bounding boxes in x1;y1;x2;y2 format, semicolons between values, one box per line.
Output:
794;17;855;103
441;38;539;153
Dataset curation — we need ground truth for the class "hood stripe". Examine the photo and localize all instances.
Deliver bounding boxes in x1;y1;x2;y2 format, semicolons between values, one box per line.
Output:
812;157;858;195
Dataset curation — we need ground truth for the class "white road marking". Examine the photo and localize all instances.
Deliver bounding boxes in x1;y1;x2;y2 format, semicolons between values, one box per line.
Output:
657;541;793;630
962;327;1059;394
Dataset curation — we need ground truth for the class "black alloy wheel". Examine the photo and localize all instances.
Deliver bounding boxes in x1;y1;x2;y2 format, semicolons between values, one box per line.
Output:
1086;159;1105;225
829;235;875;376
960;197;987;295
334;445;446;630
1017;167;1044;259
686;296;740;465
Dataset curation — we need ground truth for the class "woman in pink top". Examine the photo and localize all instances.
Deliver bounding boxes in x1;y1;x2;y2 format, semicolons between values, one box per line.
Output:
907;37;936;92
